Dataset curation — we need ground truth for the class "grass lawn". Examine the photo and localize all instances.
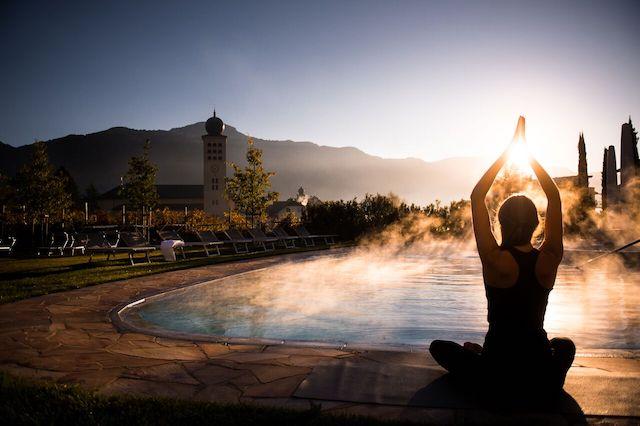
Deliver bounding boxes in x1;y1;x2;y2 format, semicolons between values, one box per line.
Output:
0;372;413;426
0;244;351;304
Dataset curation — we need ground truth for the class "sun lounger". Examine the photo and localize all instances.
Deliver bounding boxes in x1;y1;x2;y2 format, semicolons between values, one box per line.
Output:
247;228;278;251
181;230;223;257
85;232;111;247
85;232;115;261
104;230;120;248
65;233;89;256
37;232;69;256
197;230;224;245
0;237;16;256
272;227;300;249
293;226;337;246
223;229;252;254
87;231;156;265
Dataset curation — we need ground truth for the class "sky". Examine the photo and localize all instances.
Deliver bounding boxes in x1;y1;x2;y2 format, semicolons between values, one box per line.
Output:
1;0;639;172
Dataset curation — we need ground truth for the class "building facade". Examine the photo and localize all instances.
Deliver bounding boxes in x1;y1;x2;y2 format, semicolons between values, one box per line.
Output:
97;185;203;211
202;111;228;216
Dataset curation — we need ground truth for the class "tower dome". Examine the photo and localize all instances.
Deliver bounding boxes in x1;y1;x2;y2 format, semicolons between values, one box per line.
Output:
205;110;224;135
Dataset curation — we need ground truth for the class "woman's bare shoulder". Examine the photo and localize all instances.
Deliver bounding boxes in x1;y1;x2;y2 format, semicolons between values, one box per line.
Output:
482;250;519;288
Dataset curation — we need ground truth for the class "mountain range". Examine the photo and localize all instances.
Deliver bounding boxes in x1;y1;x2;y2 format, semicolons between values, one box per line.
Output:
0;122;575;205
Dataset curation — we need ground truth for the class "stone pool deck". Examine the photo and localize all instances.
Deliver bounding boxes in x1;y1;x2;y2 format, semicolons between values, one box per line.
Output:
1;251;639;424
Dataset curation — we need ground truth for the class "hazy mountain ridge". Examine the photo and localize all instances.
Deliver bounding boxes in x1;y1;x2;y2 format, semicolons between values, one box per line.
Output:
0;123;574;204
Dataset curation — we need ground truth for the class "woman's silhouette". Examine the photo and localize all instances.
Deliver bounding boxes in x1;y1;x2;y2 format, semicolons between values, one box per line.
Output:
429;117;575;402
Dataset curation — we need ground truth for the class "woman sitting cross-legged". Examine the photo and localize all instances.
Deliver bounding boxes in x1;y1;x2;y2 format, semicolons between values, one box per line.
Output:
429;117;575;405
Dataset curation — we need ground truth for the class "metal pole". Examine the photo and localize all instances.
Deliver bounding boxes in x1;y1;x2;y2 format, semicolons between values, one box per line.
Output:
43;214;49;248
577;238;640;269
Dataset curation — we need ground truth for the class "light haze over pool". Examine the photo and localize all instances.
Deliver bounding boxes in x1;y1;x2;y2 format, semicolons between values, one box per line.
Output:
125;250;640;350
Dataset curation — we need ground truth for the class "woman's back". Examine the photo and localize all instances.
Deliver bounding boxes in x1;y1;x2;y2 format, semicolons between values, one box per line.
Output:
484;247;552;360
485;248;549;332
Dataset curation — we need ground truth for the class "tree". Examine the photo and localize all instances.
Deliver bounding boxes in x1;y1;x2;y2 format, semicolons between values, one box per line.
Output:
0;172;13;207
14;141;71;226
55;166;80;207
225;138;278;226
119;139;159;222
601;148;608;211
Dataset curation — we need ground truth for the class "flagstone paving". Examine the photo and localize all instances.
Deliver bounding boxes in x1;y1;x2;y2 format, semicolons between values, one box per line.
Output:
1;250;639;424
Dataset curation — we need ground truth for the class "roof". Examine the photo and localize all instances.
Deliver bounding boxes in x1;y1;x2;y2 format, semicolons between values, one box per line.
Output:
101;185;204;200
267;200;303;216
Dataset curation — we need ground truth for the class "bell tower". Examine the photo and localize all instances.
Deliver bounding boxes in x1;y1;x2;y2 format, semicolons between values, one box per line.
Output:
202;110;227;216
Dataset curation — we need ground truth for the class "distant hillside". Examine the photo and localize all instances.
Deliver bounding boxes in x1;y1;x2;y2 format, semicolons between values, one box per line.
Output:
0;123;574;205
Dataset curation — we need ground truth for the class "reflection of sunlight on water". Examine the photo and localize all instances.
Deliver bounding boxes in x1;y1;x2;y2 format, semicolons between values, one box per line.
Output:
135;246;640;350
546;264;640;348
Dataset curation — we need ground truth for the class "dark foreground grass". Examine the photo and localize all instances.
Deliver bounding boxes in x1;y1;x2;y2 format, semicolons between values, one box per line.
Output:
0;372;413;426
0;244;352;304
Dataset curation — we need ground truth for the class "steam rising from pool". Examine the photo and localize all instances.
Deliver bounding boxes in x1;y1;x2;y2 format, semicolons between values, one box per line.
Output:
124;179;640;350
126;236;639;351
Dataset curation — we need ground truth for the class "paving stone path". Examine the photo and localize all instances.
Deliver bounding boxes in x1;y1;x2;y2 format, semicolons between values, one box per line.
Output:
1;251;639;424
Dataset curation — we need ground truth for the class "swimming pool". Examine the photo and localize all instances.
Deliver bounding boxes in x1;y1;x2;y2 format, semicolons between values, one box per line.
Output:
118;248;640;351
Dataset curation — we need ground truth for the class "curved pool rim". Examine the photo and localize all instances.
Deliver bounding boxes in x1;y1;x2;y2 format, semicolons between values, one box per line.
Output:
110;253;417;352
111;254;438;352
110;253;640;357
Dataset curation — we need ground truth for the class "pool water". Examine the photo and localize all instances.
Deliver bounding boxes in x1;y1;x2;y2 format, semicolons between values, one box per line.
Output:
124;249;640;350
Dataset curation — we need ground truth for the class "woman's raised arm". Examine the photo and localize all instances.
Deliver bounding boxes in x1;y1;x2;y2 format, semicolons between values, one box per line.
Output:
471;143;512;264
529;155;563;261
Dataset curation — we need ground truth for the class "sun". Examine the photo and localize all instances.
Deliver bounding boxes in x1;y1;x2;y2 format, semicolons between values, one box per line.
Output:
504;115;534;175
509;141;531;172
507;140;534;177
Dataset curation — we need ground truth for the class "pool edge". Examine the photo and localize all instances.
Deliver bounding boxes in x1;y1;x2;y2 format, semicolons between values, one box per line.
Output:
109;255;640;358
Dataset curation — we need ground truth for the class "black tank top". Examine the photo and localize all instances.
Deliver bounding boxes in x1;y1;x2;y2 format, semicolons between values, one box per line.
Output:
483;247;551;356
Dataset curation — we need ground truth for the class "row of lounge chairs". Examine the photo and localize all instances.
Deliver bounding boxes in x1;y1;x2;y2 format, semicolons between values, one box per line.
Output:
85;231;156;265
33;231;151;265
33;226;337;265
156;226;337;255
156;229;222;258
37;232;90;256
